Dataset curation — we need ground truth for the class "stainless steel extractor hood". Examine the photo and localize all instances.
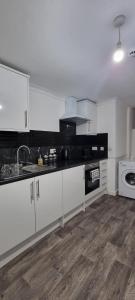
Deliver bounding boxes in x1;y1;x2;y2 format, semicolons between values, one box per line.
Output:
60;97;90;123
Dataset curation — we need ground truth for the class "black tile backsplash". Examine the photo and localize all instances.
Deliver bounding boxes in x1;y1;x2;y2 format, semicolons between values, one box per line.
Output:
60;120;76;136
0;130;108;164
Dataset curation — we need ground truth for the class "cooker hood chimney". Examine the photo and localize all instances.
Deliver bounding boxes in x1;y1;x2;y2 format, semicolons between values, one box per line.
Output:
60;96;89;123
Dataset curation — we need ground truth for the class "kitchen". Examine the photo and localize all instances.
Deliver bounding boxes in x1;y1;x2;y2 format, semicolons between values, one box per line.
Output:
0;1;135;299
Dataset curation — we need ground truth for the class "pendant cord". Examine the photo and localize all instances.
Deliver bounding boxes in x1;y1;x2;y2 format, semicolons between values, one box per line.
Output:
118;26;121;43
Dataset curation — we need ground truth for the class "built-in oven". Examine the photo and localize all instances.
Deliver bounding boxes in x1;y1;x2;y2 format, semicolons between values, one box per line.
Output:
85;162;100;195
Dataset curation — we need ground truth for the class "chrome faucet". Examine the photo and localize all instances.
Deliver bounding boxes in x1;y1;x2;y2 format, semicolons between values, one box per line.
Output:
17;145;31;165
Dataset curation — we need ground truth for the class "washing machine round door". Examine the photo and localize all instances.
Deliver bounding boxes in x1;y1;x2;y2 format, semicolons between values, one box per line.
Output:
122;169;135;188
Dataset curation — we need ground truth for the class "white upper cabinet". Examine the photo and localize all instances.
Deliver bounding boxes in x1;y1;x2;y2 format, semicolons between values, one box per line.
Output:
29;87;65;132
78;100;96;120
77;100;97;135
0;64;29;131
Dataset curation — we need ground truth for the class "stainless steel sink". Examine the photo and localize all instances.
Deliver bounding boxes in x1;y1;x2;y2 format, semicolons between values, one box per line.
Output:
0;163;57;182
22;164;56;173
0;163;31;181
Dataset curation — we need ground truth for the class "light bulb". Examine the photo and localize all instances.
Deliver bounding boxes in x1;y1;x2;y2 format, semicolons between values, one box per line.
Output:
113;48;125;63
0;104;3;110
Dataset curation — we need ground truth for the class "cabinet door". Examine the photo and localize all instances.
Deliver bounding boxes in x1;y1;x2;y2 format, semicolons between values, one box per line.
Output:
63;166;85;215
0;65;29;131
0;179;35;256
29;88;65;132
76;120;97;135
77;101;97;135
35;172;62;232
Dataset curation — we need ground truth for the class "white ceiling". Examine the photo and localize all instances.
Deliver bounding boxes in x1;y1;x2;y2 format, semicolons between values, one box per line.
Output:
0;0;135;104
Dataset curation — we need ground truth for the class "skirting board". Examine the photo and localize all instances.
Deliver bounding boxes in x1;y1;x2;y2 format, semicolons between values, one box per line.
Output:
107;189;118;197
0;189;106;269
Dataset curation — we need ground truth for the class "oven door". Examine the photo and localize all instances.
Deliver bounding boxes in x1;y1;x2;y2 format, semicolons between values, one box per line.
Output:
85;167;100;195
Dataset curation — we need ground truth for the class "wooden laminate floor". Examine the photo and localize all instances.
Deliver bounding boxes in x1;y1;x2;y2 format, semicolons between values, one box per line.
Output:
1;195;135;300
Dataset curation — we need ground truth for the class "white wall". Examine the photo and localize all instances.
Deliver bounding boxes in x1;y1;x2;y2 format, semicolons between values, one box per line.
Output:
29;86;65;132
97;98;127;195
127;107;133;158
132;108;135;128
131;129;135;159
97;98;116;158
115;99;127;158
127;106;135;159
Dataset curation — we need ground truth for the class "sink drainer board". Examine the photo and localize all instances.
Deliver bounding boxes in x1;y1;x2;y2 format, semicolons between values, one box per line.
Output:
22;164;56;173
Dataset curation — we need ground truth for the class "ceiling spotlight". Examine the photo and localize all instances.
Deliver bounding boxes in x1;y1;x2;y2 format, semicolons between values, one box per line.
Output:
113;15;126;63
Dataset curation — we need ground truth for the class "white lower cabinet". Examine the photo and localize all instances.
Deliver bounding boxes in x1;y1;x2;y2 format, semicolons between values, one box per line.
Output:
0;171;63;256
0;166;85;257
62;166;85;215
0;179;35;256
35;172;62;232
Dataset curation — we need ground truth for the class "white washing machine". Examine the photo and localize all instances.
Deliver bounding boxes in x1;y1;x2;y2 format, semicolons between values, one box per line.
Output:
119;160;135;199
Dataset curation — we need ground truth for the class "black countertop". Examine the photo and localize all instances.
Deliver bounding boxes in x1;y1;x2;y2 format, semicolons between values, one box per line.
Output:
0;158;107;185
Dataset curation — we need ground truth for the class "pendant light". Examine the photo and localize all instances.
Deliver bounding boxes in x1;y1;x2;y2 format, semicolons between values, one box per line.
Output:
113;15;126;63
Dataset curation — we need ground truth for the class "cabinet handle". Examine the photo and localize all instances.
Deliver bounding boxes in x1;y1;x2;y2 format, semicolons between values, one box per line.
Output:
25;110;28;128
36;180;40;199
30;182;34;203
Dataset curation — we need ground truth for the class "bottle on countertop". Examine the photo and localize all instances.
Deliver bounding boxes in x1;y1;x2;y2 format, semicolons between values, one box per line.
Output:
38;154;43;166
37;147;43;166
